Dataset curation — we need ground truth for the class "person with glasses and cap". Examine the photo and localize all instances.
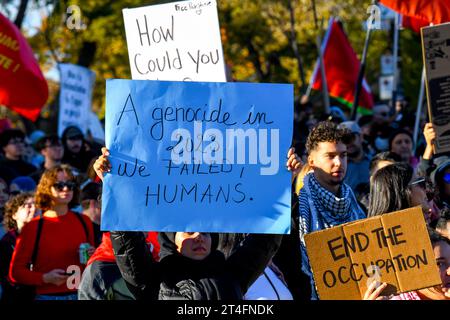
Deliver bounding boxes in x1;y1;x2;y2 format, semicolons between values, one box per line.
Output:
338;121;372;193
61;126;99;174
9;164;94;300
0;129;37;185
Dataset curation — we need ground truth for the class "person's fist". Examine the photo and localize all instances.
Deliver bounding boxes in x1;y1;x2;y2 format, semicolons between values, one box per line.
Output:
423;123;436;146
286;147;303;179
93;147;111;182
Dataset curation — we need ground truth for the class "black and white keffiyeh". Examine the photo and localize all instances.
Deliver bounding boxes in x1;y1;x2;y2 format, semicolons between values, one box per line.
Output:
298;172;366;299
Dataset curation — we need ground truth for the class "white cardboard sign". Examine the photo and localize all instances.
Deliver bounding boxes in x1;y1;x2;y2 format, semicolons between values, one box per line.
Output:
123;0;226;82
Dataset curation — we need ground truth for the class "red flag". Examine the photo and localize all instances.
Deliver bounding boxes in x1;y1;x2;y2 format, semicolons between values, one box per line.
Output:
310;18;374;114
0;13;48;121
380;0;450;25
401;15;430;33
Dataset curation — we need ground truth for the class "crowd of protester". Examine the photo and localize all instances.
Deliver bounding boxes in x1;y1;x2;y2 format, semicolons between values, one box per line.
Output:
0;97;449;301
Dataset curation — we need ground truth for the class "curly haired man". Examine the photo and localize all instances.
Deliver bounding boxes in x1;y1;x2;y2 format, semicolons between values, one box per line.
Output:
298;121;366;299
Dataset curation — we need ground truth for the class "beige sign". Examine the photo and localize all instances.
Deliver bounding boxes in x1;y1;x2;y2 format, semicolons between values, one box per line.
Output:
422;22;450;154
305;207;441;300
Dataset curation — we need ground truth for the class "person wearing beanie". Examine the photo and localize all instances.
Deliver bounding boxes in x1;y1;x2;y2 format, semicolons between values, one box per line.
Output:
389;128;418;169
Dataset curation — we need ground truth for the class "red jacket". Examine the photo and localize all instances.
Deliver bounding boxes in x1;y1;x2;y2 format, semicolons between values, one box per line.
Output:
87;232;160;266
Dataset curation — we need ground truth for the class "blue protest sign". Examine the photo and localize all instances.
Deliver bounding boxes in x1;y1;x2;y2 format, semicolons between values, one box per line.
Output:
102;79;293;233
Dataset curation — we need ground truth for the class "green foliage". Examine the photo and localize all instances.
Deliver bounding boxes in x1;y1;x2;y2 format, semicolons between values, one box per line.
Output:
21;0;423;121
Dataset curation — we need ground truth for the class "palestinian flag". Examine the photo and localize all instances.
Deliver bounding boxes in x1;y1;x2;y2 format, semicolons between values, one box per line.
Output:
310;18;374;115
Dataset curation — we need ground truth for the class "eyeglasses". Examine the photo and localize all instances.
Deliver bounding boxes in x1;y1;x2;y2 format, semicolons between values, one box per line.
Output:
52;181;76;191
409;177;435;201
443;173;450;184
409;177;426;189
8;138;24;145
45;142;62;148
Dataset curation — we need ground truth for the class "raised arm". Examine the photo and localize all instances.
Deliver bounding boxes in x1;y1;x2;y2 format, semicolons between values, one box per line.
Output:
110;231;160;300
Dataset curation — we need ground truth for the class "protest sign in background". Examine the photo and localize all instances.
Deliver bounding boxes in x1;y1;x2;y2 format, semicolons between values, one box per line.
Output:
123;0;226;82
422;22;450;155
102;79;293;233
87;110;105;142
58;63;96;136
305;207;441;300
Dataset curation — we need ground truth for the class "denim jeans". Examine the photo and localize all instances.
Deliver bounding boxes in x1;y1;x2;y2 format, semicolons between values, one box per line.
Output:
35;293;78;301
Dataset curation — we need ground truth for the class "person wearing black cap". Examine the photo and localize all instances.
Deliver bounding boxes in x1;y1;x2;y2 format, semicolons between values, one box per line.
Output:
0;129;37;185
61;126;98;174
338;121;372;192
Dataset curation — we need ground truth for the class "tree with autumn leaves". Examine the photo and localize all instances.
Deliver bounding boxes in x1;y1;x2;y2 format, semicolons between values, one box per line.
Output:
1;0;424;132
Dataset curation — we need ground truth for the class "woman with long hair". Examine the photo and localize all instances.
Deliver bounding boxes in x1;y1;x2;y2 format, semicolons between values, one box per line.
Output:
368;162;431;223
9;165;94;300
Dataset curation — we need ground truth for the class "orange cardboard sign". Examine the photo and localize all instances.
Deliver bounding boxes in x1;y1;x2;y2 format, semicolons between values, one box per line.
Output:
304;207;441;300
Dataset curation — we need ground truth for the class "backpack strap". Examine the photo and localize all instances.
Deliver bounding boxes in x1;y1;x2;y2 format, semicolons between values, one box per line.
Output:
28;216;44;271
72;211;90;242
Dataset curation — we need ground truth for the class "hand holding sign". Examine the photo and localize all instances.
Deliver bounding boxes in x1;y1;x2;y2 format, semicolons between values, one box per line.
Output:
363;281;389;300
286;147;303;182
93;147;112;181
304;207;442;300
102;79;293;233
96;147;301;183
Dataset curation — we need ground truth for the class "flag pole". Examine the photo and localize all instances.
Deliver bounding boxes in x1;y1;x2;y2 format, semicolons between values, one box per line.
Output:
391;11;401;114
413;66;426;152
350;0;377;120
311;0;330;114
